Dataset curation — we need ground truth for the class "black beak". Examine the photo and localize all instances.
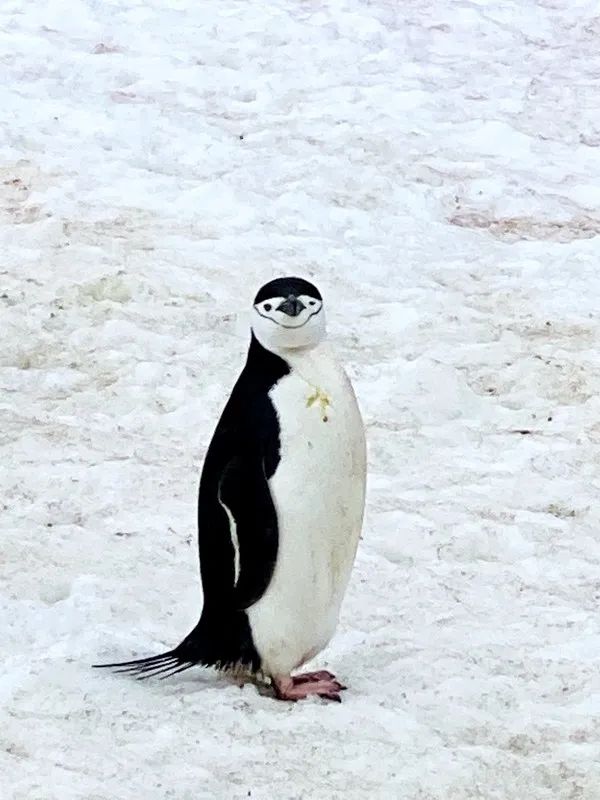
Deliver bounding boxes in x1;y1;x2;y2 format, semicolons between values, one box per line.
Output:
277;294;306;317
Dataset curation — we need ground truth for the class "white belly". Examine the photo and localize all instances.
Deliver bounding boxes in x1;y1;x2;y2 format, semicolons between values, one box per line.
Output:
247;345;366;677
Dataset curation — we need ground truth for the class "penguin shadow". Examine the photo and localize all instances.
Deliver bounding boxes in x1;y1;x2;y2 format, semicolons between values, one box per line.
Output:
154;667;270;700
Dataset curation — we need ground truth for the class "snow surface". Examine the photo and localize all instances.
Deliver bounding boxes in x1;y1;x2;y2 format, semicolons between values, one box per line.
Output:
2;0;600;797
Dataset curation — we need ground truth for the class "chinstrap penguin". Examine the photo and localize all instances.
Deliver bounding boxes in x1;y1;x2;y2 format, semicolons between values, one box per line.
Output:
95;276;367;702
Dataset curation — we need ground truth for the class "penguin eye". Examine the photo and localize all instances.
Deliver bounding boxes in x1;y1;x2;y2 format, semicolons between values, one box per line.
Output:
309;300;316;306
263;303;272;312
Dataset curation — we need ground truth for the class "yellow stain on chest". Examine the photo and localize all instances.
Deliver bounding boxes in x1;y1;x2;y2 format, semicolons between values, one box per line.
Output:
306;386;332;422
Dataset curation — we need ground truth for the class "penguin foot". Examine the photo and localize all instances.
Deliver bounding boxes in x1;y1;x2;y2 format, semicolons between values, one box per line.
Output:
292;669;339;685
272;675;346;702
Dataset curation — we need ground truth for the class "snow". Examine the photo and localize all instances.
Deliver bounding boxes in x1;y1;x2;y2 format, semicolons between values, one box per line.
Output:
2;0;600;797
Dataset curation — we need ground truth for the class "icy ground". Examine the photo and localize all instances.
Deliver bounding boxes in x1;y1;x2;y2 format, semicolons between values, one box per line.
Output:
2;0;600;797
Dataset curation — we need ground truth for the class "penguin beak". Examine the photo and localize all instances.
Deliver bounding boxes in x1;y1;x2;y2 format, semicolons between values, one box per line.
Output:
277;294;306;317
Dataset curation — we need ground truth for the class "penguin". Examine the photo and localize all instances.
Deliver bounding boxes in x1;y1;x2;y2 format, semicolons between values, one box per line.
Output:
95;276;367;702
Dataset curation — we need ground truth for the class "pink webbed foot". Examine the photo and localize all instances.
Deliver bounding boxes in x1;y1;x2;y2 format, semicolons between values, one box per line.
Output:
273;673;346;703
292;669;343;686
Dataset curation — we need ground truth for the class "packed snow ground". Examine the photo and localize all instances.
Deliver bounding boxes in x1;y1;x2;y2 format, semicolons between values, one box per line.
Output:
2;1;600;798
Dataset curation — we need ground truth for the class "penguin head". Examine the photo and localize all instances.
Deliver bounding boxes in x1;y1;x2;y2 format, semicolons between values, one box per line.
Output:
251;277;326;352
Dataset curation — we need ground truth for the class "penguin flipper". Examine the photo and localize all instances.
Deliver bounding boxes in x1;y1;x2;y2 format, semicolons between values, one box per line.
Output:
217;453;279;610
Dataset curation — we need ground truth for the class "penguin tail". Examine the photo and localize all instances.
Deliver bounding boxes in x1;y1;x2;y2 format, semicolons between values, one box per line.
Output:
93;624;207;681
93;649;192;680
93;611;261;680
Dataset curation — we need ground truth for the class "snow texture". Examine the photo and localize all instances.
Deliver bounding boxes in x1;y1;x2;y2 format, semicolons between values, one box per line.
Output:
2;0;600;798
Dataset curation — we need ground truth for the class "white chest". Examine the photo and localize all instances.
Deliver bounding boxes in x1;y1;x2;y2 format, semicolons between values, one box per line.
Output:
269;349;365;531
247;345;366;676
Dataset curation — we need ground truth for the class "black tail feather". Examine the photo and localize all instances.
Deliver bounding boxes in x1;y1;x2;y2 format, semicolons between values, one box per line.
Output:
93;645;194;680
158;662;195;680
118;654;177;671
121;657;178;676
134;659;191;680
92;615;218;681
95;652;175;671
121;659;177;678
93;611;262;681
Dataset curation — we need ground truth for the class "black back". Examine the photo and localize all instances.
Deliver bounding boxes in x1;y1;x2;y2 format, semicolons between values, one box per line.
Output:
194;334;290;669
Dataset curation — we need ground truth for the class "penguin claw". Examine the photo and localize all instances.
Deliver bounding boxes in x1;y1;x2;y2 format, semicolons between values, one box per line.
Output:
318;692;342;703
